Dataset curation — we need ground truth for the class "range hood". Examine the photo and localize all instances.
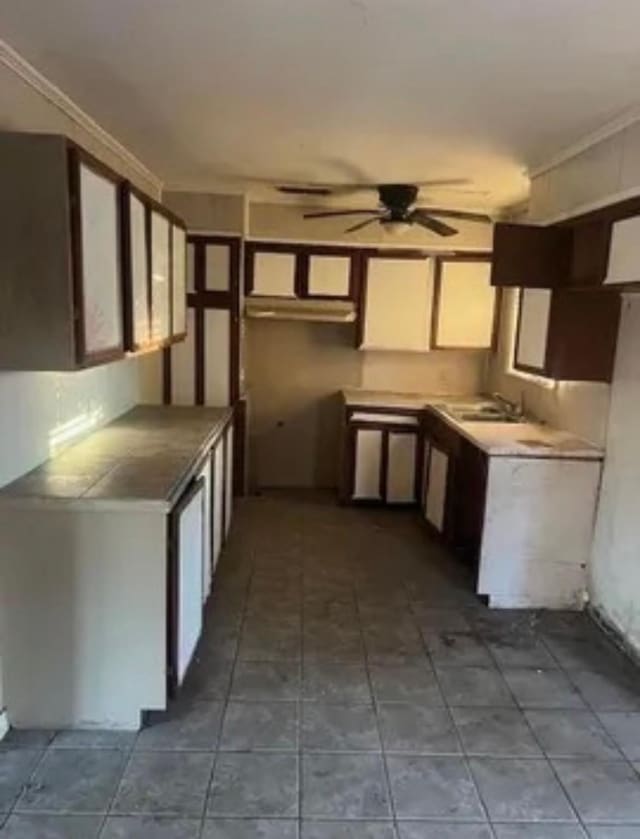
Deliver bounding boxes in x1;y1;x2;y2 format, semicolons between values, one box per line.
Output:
245;296;356;323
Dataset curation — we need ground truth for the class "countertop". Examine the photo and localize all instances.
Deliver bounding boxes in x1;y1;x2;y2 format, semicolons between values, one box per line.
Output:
342;388;603;461
0;405;233;512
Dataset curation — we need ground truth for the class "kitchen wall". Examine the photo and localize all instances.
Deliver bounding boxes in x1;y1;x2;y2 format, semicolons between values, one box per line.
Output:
590;295;640;654
0;49;163;723
246;319;487;488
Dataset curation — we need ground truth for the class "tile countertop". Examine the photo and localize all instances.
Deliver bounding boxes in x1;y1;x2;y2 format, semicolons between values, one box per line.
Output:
0;404;233;512
342;388;604;461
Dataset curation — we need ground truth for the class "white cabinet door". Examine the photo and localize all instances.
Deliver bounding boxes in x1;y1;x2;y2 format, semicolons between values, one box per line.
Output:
252;251;296;297
78;161;123;357
204;308;231;406
150;209;171;343
352;428;383;500
605;215;640;285
173;480;205;686
425;445;449;532
361;256;434;351
224;424;234;538
198;458;212;602
307;254;351;298
386;431;417;503
435;259;495;348
127;190;150;349
515;288;551;371
172;224;187;338
212;439;225;571
421;439;431;516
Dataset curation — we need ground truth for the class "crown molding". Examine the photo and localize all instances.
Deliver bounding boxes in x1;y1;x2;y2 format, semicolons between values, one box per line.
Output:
529;106;640;179
0;38;163;194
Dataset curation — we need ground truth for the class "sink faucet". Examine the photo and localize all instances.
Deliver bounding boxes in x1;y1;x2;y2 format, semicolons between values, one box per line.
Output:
491;392;525;420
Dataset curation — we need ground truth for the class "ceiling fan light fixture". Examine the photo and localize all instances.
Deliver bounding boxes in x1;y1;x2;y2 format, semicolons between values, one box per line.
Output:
380;217;412;236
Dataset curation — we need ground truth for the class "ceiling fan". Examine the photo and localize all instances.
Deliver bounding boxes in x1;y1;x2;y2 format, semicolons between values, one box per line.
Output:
276;182;492;236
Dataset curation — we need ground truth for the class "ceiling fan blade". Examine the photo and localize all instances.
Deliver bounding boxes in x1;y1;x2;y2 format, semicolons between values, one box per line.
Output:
411;213;458;237
303;209;380;220
345;217;382;233
416;207;492;223
411;178;471;188
277;185;333;196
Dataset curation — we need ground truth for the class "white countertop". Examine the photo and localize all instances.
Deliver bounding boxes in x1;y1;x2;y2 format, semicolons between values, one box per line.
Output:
342;388;604;460
0;405;233;512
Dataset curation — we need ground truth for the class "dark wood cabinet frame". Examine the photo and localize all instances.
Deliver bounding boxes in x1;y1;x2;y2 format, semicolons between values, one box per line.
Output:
147;197;183;351
166;475;205;699
163;234;242;408
67;144;126;368
244;241;361;301
430;253;501;351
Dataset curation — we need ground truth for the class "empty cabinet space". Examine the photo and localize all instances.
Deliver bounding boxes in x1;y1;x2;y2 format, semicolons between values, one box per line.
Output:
386;431;418;503
360;254;434;351
433;258;496;348
307;253;352;297
171;222;188;338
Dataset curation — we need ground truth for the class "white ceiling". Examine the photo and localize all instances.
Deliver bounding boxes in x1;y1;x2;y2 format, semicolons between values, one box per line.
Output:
2;0;640;209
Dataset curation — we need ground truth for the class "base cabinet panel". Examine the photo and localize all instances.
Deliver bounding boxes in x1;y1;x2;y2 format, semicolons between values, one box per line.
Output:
425;445;449;532
386;431;418;503
170;479;205;689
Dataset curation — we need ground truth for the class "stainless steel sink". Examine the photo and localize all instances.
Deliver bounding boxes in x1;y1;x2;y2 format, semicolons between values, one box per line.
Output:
455;410;523;423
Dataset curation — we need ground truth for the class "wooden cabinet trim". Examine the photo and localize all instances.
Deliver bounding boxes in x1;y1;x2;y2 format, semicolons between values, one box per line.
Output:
67;144;126;367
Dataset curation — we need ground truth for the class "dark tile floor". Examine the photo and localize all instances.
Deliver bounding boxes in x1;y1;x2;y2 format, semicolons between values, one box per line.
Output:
2;491;640;838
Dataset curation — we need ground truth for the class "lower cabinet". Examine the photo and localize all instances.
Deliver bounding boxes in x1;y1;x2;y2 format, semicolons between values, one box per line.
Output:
168;477;205;692
168;417;235;697
344;409;421;504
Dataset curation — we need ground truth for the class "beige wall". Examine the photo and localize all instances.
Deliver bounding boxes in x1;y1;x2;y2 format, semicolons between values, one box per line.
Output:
164;190;245;234
246;319;487;489
249;202;492;251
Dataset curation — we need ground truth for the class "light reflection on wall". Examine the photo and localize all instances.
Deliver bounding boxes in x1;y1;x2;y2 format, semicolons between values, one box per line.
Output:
48;407;105;454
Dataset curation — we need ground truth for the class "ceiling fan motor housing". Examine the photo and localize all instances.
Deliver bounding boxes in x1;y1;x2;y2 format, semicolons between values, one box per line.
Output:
379;184;419;218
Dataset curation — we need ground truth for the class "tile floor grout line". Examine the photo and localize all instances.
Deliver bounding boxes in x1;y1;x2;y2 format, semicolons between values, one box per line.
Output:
95;737;138;837
197;539;256;836
353;586;401;839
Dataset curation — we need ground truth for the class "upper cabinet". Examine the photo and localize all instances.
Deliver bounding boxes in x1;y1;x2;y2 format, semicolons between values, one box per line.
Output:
0;131;186;370
492;203;640;292
245;242;357;300
490;223;572;289
358;250;498;353
432;257;497;349
513;287;620;382
359;252;434;351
